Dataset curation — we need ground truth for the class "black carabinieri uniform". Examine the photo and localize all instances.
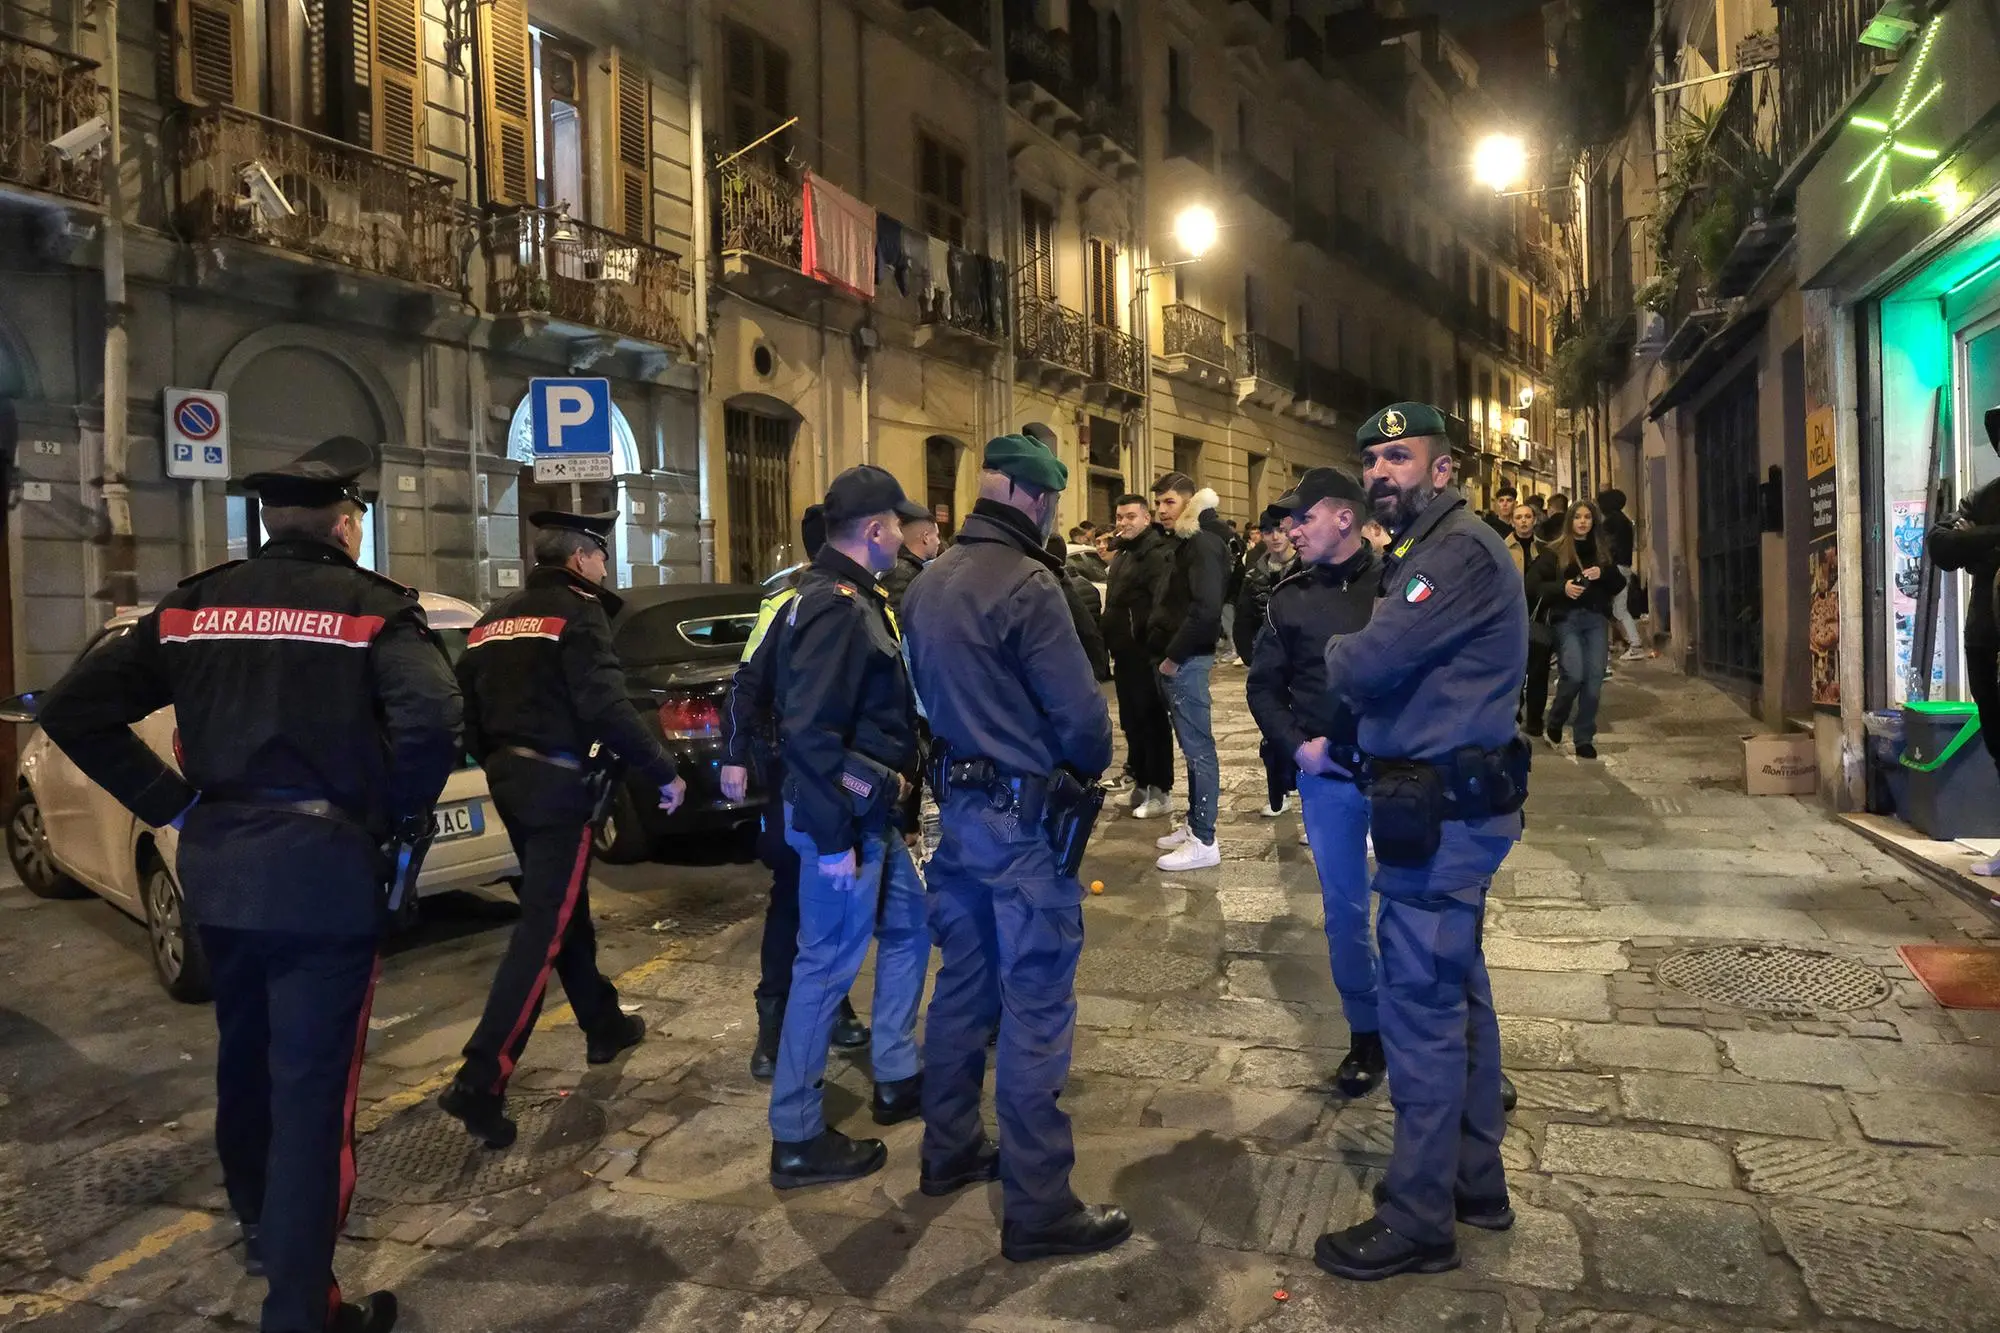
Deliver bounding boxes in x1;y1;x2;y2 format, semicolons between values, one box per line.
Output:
38;536;462;1333
451;564;681;1100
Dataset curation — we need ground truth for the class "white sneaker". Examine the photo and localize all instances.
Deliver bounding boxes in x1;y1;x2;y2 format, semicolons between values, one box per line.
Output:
1972;854;2000;877
1132;790;1171;820
1124;783;1147;810
1157;837;1222;871
1299;824;1311;847
1261;795;1290;818
1156;823;1193;850
1621;646;1648;662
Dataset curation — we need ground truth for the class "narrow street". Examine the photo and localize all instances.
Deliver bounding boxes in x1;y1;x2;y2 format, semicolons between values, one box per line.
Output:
6;663;2000;1332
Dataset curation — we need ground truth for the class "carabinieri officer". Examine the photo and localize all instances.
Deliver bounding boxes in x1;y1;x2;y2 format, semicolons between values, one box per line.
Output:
1312;404;1530;1283
767;465;933;1188
38;436;462;1333
440;509;685;1149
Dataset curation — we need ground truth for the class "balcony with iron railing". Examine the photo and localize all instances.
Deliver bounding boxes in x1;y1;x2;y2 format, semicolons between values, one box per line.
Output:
1777;0;1879;177
175;104;459;290
484;206;690;350
718;160;802;269
1015;292;1091;388
1;30;104;205
1224;150;1293;224
1162;302;1230;377
1089;324;1144;407
1164;103;1216;172
1234;331;1297;410
1005;19;1082;132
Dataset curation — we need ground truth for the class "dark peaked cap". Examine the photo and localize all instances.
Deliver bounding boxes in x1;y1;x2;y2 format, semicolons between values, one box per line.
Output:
242;435;377;509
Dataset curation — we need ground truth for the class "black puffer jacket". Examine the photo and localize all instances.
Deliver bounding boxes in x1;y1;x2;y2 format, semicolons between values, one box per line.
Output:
1103;524;1170;658
1597;490;1637;567
1526;534;1627;621
1232;547;1296;663
1146;490;1232;663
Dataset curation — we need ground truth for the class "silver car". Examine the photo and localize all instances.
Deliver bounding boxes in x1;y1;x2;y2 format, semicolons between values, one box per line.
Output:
3;592;517;1001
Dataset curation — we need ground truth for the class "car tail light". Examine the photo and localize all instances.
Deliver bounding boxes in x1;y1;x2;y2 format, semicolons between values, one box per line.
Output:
658;695;721;740
171;728;184;770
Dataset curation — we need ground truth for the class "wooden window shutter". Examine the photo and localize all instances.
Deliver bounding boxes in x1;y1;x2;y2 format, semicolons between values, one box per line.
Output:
176;0;246;107
610;50;650;241
370;0;423;163
479;0;534;205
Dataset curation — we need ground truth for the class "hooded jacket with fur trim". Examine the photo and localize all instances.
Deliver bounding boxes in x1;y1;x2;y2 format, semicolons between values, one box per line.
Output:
1146;488;1233;662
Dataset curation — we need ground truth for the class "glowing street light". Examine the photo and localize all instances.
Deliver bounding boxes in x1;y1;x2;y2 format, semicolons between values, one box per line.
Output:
1473;134;1530;192
1518;385;1535;409
1173;204;1219;259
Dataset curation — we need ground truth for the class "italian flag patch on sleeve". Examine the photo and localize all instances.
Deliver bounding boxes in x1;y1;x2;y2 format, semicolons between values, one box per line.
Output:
1404;575;1435;604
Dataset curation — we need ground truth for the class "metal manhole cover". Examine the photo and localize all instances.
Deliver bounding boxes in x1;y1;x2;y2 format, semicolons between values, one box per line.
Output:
1075;949;1217;995
1656;946;1890;1016
353;1093;605;1208
0;1133;213;1263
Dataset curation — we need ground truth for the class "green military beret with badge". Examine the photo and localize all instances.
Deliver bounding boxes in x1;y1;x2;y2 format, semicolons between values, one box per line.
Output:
1356;401;1452;449
983;433;1070;494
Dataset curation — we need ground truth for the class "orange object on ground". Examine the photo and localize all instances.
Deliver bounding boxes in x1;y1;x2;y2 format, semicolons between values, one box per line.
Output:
1898;944;2000;1009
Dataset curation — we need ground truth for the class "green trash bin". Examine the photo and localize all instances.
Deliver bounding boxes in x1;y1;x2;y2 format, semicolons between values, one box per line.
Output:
1899;701;2000;839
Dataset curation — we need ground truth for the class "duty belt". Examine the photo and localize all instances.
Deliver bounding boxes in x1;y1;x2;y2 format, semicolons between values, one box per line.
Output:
206;789;370;831
936;757;1050;825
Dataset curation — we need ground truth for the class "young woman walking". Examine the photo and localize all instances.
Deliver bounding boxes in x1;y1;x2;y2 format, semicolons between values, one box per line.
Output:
1526;500;1625;759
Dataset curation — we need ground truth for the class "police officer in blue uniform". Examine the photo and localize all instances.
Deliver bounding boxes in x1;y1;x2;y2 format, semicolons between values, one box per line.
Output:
720;505;871;1079
1246;467;1385;1098
1312;404;1530;1282
767;466;933;1188
902;434;1129;1262
438;510;684;1149
38;437;461;1333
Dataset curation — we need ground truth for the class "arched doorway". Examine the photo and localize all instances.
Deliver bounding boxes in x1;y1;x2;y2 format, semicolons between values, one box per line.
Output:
724;396;799;584
925;434;964;537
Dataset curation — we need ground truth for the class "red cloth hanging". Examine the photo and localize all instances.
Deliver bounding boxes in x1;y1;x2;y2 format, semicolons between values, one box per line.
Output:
802;171;877;299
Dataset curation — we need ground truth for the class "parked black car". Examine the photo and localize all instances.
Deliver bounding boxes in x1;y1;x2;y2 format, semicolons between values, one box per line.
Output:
592;583;768;861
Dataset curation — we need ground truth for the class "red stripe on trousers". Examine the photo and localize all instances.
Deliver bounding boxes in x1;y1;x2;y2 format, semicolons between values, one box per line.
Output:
490;827;592;1094
328;954;382;1323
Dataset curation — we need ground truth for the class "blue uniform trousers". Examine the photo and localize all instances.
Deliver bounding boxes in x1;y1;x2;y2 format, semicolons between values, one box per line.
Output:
920;793;1085;1227
770;811;929;1141
1370;816;1518;1247
202;926;379;1333
1295;773;1378;1032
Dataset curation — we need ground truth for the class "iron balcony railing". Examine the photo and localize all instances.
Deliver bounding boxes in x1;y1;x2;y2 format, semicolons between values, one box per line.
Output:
1297;360;1341;409
1164;103;1215;171
1016;294;1090;374
1777;0;1876;174
176;104;459;289
1;30;103;203
1224;150;1292;222
1091;325;1143;395
906;0;990;46
1234;331;1297;387
922;246;1004;341
1079;92;1139;155
718;161;802;270
1162;303;1228;369
486;206;690;349
1005;20;1075;106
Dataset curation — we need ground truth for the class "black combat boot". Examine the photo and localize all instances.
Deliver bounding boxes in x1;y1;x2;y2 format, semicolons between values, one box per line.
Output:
239;1222;265;1277
1334;1031;1387;1098
1313;1218;1459;1281
586;1010;646;1064
769;1128;887;1189
1001;1204;1133;1262
871;1072;923;1126
831;996;871;1049
751;996;783;1081
325;1289;398;1332
437;1078;517;1150
920;1138;1000;1197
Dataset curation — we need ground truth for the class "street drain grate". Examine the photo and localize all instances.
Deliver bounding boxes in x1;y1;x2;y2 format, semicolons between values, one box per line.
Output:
645;890;762;939
0;1132;214;1263
352;1094;605;1209
1655;946;1891;1017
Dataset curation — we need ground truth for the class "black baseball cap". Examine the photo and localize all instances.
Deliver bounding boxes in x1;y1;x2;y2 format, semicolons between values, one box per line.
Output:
1275;466;1369;515
823;465;929;524
800;503;826;559
528;509;616;554
242;435;376;509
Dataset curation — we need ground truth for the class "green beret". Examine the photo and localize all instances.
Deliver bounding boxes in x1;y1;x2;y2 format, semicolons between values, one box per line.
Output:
1357;401;1451;449
983;433;1069;493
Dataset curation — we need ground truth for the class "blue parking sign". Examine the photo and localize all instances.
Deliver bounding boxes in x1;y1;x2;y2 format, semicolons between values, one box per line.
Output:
529;378;614;456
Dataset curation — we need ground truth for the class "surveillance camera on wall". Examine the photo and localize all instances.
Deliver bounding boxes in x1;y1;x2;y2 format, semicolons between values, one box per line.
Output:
48;115;110;161
238;162;296;221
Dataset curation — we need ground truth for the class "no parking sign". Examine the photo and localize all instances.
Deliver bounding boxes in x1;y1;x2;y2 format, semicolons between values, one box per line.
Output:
163;388;231;480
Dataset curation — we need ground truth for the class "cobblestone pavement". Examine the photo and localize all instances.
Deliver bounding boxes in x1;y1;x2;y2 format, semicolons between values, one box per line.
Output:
8;661;2000;1332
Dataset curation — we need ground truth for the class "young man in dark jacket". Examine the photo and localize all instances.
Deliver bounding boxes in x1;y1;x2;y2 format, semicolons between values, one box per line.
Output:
1594;489;1644;659
1047;535;1111;680
1103;494;1176;818
1146;472;1232;870
1235;505;1298;817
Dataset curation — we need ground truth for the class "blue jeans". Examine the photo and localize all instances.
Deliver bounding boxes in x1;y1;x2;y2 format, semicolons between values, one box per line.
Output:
770;812;930;1142
1296;773;1378;1032
922;794;1086;1226
1371;817;1518;1247
1550;610;1609;747
1161;655;1218;842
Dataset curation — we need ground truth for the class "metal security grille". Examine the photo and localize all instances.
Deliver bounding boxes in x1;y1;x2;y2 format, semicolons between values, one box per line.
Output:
725;406;794;585
1694;369;1764;683
354;1094;606;1208
1656;945;1890;1017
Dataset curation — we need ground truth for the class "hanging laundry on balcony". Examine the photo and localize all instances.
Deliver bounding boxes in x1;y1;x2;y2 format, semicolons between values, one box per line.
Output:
981;257;1010;336
802;171;876;299
903;227;933;309
927;235;953;315
876;214;909;295
947;246;985;328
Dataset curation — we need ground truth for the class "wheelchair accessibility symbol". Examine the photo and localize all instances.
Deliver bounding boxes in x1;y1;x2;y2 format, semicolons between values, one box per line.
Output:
163;388;231;479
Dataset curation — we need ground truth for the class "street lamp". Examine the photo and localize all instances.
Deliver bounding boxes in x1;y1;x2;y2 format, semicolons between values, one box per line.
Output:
1472;133;1530;193
1138;204;1220;485
1173;204;1219;260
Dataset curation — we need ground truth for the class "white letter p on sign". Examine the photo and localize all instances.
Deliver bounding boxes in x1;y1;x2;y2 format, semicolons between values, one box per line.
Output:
545;385;594;449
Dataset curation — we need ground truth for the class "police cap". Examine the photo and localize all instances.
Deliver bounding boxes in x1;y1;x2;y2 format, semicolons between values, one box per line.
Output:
241;435;376;509
1357;401;1452;450
823;465;928;525
984;432;1069;494
528;509;616;554
1275;466;1369;515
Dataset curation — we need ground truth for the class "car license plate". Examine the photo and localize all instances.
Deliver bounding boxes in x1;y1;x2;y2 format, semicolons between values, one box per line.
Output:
433;802;483;841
